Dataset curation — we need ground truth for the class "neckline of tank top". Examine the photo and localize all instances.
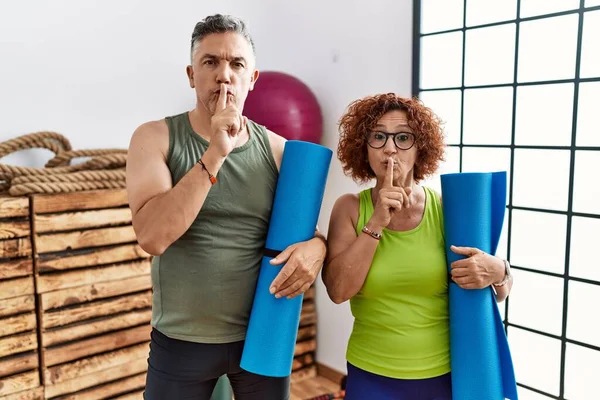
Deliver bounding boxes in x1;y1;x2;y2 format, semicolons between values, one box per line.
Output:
183;111;256;154
369;185;430;236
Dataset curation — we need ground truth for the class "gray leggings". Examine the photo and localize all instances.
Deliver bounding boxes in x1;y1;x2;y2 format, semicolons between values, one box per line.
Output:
143;328;290;400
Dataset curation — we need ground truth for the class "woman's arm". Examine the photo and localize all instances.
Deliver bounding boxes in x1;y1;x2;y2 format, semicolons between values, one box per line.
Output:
322;194;380;304
449;245;513;302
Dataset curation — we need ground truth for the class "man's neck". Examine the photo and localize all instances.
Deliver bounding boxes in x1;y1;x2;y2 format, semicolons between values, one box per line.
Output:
189;107;213;139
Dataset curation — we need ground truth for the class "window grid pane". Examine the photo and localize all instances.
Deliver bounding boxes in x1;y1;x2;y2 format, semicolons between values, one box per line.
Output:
417;2;600;398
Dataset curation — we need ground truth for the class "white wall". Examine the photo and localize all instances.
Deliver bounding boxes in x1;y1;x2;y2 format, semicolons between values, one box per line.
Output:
0;0;413;374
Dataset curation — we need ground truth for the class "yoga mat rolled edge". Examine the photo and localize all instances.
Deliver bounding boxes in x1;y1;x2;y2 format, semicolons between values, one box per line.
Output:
441;171;518;400
240;140;332;377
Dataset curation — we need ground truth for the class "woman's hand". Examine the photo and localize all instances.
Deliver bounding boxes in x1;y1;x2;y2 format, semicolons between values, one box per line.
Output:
449;245;506;289
369;158;412;230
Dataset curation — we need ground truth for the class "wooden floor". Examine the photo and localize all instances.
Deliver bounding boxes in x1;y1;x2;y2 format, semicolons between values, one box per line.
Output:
290;376;341;400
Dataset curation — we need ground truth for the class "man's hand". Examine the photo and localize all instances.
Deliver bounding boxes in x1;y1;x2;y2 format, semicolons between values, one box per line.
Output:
268;237;327;299
209;83;247;157
449;245;505;289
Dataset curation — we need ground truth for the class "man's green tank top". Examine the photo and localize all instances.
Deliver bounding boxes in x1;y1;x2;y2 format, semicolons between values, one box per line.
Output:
151;112;278;343
347;186;451;379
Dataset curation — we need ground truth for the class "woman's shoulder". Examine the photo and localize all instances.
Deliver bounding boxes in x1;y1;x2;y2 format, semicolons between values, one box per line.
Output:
333;192;360;211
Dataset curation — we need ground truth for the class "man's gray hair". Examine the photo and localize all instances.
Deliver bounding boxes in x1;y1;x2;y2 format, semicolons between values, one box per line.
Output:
190;14;256;61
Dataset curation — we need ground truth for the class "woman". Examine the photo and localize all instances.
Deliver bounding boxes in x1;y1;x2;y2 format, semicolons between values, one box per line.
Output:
323;93;513;400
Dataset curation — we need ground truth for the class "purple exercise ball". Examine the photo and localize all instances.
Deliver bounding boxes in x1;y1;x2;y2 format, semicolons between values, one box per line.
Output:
243;71;323;144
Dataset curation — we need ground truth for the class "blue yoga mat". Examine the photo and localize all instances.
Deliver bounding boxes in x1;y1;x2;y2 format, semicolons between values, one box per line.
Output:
441;171;518;400
240;140;332;377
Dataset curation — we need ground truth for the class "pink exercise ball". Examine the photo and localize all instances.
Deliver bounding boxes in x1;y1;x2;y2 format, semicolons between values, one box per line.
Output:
243;71;323;144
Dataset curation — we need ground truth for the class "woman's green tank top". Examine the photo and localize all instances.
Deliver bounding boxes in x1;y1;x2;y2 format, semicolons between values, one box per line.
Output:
347;186;451;379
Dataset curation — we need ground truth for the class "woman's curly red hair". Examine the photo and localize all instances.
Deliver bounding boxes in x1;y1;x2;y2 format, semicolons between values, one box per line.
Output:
337;93;446;184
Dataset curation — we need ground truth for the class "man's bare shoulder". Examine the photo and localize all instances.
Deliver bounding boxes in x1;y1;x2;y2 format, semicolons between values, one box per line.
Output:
266;128;286;151
130;119;169;158
264;128;286;170
133;119;168;140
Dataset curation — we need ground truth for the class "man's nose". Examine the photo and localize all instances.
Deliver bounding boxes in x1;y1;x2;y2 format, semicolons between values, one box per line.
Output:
216;63;231;85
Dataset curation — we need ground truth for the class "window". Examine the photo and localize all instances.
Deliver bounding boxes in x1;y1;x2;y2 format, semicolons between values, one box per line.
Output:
414;1;600;398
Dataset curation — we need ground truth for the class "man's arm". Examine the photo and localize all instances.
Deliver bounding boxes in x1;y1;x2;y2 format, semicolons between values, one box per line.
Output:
125;120;224;256
265;129;328;298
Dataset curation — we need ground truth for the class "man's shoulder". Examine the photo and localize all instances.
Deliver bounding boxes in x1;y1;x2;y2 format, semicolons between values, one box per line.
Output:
261;127;286;163
134;118;169;138
129;118;170;157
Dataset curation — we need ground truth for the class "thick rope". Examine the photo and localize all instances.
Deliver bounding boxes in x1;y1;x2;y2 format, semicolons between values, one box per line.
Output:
9;180;126;196
11;169;126;184
45;149;128;168
0;131;71;158
0;132;127;196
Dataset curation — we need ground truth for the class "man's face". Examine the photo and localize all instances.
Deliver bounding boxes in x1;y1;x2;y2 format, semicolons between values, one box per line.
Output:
187;32;259;115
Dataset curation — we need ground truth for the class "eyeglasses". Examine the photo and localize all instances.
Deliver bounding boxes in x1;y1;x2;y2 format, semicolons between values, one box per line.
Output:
366;131;416;150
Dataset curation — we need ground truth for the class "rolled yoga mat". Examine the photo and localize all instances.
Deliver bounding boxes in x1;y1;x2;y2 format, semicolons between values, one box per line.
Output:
441;171;518;400
240;140;332;377
209;375;232;400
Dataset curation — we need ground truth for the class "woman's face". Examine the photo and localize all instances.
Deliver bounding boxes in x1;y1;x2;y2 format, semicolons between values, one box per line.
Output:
366;109;418;185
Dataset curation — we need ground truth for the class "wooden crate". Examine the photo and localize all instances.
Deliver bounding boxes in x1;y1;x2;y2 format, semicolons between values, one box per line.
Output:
291;287;318;383
0;196;42;400
31;189;152;399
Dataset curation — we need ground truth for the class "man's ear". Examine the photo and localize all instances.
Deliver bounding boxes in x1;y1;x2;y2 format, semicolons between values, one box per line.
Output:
186;65;195;88
249;69;260;91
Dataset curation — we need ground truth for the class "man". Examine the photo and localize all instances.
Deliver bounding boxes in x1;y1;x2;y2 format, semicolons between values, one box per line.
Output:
126;14;327;400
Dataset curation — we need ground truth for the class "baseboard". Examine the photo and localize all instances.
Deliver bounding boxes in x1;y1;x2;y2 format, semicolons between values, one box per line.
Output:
316;362;345;384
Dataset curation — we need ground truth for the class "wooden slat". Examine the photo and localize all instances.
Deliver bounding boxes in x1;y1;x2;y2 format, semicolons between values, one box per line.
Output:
36;225;137;254
0;277;34;300
294;339;316;356
0;258;33;280
0;221;29;240
42;291;151;329
0;332;37;358
34;208;132;233
44;324;151;367
301;302;315;314
0;313;36;337
41;275;151;310
36;259;150;293
0;371;39;397
44;357;146;399
296;325;317;342
0;238;32;259
0;352;38;378
37;244;148;273
0;197;28;218
0;385;43;400
292;353;314;371
291;365;317;383
32;189;128;214
53;372;146;400
303;286;315;301
45;343;148;384
43;310;151;347
299;311;316;327
0;295;35;318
